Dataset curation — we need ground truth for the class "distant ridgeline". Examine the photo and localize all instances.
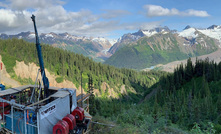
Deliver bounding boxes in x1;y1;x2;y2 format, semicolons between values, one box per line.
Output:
105;29;220;70
0;38;164;99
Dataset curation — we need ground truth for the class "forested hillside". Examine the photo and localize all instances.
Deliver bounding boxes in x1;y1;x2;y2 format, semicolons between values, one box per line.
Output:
0;38;163;99
155;58;221;131
1;38;221;133
88;58;221;134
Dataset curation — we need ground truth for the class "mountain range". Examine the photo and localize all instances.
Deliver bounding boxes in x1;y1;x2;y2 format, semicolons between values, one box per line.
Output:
0;32;112;62
105;25;221;69
1;25;221;70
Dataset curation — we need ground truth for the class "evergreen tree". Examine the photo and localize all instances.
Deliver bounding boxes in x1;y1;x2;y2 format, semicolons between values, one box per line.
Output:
88;76;96;116
185;58;193;81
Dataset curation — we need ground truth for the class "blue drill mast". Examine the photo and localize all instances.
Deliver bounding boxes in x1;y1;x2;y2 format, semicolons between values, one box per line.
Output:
31;15;49;98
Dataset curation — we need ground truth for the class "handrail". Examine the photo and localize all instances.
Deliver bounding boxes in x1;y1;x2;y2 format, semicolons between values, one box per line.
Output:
77;93;92;103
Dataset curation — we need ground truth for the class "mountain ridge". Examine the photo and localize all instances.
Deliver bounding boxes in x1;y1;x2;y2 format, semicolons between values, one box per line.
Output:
105;25;220;69
0;31;113;62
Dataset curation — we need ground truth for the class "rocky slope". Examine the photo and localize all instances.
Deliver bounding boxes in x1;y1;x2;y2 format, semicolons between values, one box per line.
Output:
108;26;174;54
105;26;220;69
0;54;130;97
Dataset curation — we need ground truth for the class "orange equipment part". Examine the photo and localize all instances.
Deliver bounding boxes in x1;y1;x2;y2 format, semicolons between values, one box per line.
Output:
53;120;69;134
62;114;76;130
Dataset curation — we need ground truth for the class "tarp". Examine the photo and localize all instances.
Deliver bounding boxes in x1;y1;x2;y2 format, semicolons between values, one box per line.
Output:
39;95;70;134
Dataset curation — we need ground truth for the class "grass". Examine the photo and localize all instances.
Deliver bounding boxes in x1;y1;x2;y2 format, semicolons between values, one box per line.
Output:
55;76;64;83
1;53;16;74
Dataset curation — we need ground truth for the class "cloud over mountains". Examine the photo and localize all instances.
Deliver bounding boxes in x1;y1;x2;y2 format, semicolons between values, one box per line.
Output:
0;0;211;38
143;5;210;17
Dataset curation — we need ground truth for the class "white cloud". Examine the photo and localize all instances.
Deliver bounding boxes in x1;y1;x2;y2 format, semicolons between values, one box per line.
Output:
0;9;31;32
143;5;210;17
0;0;102;34
0;0;162;37
185;9;210;17
8;0;64;10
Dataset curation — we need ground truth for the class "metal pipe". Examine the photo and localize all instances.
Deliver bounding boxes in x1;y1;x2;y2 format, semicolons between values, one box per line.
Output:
3;99;4;125
77;93;92;103
0;63;1;83
0;98;35;110
38;70;45;103
24;110;27;134
81;72;83;107
30;68;41;103
11;105;13;133
26;122;37;128
37;111;40;134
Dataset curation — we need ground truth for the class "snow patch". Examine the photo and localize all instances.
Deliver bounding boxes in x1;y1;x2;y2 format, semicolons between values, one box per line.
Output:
198;28;221;42
179;28;198;38
109;39;117;45
142;30;157;37
28;33;35;39
162;31;168;34
92;37;107;43
45;34;54;38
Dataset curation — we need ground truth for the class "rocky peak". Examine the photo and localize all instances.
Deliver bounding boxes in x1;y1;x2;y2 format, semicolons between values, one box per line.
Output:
184;25;191;30
207;25;218;29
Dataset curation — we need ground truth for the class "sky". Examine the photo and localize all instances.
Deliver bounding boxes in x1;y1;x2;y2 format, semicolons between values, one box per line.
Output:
0;0;220;39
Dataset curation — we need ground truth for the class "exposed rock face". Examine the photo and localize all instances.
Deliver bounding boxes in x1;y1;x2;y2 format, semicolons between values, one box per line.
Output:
1;58;130;97
0;55;20;87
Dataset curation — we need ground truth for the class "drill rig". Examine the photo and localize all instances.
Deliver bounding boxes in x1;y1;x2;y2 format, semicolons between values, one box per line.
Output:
0;15;91;134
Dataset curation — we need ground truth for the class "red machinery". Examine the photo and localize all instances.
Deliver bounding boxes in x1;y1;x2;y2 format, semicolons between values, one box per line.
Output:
53;120;69;134
71;107;84;122
62;114;76;131
53;106;88;134
0;97;10;119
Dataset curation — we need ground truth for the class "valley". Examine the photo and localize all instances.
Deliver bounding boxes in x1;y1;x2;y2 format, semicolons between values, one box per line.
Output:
146;48;221;72
1;24;221;134
1;37;221;133
1;1;221;134
105;26;221;69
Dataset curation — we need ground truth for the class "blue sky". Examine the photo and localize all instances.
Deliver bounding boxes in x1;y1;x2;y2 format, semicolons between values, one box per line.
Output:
0;0;220;39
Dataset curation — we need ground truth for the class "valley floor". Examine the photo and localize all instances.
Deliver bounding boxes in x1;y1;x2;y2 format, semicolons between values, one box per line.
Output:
153;49;221;72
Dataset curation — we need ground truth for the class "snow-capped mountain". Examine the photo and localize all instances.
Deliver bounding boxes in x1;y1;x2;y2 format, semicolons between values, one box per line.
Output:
105;25;220;69
198;26;221;44
179;27;198;38
108;26;174;54
141;26;171;37
0;32;112;62
109;25;221;55
178;25;221;48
